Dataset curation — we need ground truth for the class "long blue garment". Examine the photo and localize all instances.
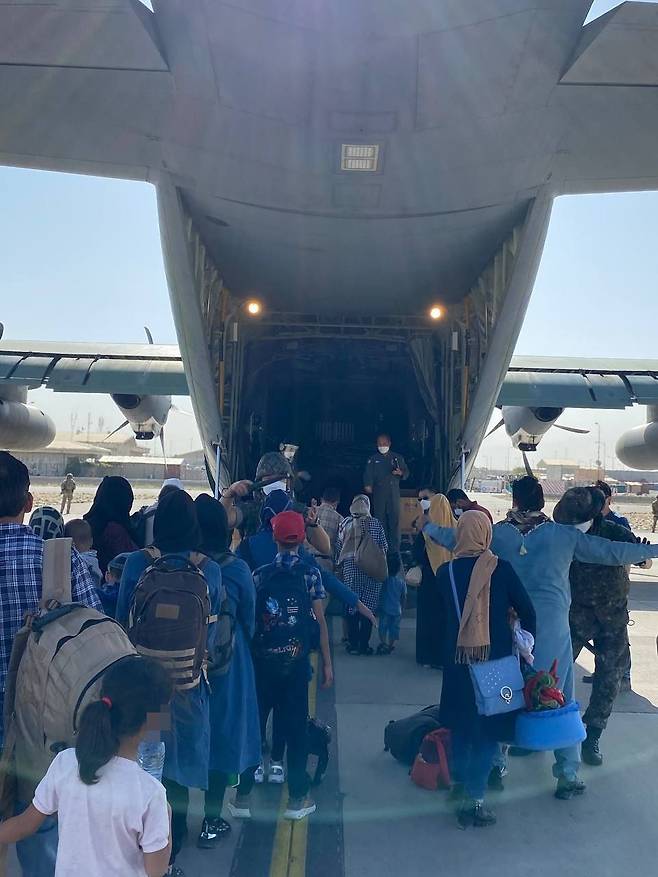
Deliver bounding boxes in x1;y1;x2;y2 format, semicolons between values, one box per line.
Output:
425;521;658;703
208;555;261;774
425;521;658;779
118;549;223;790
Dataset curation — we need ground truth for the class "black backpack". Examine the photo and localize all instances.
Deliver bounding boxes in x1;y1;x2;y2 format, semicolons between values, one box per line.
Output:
384;705;442;766
130;505;156;549
308;717;331;786
207;553;239;678
253;560;320;669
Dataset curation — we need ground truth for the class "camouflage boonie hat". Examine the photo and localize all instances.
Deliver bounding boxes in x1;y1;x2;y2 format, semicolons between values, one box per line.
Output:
255;451;293;481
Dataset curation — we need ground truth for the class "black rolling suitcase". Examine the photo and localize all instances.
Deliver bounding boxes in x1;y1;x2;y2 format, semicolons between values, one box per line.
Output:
384;705;442;766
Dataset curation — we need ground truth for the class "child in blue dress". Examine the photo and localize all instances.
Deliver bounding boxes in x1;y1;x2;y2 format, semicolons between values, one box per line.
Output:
377;552;407;655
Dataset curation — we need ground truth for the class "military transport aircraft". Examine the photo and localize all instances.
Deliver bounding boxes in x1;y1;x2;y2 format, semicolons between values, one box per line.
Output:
2;1;658;485
3;335;658;474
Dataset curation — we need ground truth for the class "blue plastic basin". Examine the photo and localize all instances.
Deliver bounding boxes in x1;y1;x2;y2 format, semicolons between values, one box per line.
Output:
514;701;586;751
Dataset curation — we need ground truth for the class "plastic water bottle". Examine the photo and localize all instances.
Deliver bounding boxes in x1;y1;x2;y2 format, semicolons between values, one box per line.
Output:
137;740;165;782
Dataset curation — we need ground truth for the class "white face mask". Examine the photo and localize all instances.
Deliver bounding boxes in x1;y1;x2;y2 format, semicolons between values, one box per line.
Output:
574;520;593;533
378;445;390;455
262;480;287;496
283;450;295;461
420;499;431;512
454;508;463;518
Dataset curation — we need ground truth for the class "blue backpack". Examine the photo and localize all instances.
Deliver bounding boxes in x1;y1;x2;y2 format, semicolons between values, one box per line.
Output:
253;561;320;669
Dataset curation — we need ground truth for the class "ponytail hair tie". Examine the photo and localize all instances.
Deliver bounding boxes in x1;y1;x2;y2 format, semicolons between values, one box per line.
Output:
100;696;112;709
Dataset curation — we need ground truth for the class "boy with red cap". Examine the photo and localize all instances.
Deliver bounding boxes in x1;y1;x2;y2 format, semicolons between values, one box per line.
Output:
248;510;332;821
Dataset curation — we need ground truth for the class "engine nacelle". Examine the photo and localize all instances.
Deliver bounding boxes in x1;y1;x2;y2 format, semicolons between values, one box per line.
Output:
502;406;564;451
0;399;56;450
110;394;171;440
616;420;658;470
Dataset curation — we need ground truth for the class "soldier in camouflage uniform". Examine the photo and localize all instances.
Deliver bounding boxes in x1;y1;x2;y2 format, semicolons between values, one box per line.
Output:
555;487;636;767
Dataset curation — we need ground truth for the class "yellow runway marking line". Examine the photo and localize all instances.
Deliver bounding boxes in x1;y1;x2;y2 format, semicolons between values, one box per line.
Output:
269;653;319;877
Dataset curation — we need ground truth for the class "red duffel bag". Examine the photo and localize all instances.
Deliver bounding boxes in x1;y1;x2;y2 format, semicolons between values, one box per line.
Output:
410;728;452;791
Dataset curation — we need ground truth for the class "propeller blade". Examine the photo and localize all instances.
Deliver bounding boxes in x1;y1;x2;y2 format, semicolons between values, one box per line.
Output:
522;450;535;477
554;424;590;435
104;420;130;440
485;419;505;439
144;326;154;345
0;323;4;341
160;429;168;478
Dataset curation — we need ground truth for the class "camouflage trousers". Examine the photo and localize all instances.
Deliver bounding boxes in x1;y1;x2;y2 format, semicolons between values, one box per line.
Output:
571;600;630;730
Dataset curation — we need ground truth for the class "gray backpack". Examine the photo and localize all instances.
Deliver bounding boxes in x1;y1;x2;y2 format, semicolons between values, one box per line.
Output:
339;518;388;582
8;539;136;802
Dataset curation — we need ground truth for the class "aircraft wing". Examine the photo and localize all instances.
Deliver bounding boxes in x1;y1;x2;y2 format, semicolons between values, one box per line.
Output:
552;3;658;198
0;0;172;180
0;340;188;396
499;356;658;410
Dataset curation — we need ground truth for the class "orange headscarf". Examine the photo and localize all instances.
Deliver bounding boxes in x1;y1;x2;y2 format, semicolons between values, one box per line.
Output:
423;494;454;574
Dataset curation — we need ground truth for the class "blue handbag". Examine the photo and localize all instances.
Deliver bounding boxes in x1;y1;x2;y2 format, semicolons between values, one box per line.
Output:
449;562;525;717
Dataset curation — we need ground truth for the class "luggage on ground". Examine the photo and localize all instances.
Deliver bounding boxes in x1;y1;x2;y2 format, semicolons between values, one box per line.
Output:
384;705;442;766
410;728;452;791
127;548;214;690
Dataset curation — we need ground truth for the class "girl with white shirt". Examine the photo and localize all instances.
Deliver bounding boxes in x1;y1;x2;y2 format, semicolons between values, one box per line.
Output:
0;656;173;877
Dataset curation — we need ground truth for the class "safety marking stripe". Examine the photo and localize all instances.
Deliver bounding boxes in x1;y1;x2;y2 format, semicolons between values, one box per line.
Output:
269;653;319;877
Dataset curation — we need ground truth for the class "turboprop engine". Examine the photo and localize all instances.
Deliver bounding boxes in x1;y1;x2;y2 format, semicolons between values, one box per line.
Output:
109;393;172;441
616;406;658;470
0;385;56;450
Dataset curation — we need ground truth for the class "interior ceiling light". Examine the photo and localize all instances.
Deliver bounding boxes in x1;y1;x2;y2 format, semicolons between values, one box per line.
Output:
246;300;262;316
341;144;379;171
429;306;443;320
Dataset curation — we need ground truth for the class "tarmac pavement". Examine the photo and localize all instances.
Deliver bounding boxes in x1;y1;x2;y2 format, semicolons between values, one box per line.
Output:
6;574;658;876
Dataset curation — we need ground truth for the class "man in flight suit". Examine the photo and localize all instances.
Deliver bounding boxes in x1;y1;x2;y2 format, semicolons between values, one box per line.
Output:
363;434;409;549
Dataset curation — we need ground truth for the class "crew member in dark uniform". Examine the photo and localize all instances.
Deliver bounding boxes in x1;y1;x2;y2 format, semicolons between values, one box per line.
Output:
363;434;409;549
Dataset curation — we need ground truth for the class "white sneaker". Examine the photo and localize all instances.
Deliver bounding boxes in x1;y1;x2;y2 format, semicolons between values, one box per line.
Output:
227;798;252;820
254;763;265;784
268;761;285;784
284;797;316;821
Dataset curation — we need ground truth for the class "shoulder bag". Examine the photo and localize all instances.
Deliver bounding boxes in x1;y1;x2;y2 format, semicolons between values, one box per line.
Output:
448;562;524;717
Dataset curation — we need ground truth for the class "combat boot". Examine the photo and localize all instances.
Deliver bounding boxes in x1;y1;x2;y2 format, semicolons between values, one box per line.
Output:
582;726;603;767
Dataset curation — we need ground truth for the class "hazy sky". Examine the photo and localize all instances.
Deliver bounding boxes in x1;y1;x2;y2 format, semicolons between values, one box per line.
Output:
1;0;656;468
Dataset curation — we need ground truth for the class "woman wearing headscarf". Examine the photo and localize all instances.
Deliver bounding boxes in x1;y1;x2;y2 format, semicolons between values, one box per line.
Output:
83;476;137;574
335;494;388;655
28;506;65;541
426;475;658;800
436;510;535;828
194;495;261;846
413;494;453;668
116;490;222;874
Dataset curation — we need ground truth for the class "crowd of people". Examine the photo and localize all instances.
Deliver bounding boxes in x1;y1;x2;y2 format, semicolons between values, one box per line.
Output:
421;476;658;824
0;437;411;877
0;438;656;874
